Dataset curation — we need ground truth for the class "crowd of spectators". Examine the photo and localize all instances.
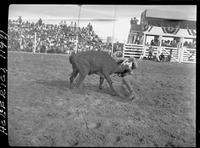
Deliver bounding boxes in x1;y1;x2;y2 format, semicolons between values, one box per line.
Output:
150;37;179;48
183;40;196;49
146;38;196;50
8;17;113;54
161;39;180;48
150;38;159;46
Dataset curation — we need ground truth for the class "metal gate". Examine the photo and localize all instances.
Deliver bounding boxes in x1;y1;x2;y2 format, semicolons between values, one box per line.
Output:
181;47;196;63
123;44;143;59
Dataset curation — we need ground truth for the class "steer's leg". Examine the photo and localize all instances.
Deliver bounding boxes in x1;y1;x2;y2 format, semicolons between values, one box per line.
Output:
98;73;104;89
99;76;104;89
69;69;79;88
103;71;117;96
75;71;87;88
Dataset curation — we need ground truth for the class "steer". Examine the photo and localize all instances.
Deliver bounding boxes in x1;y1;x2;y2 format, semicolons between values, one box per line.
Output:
69;50;137;96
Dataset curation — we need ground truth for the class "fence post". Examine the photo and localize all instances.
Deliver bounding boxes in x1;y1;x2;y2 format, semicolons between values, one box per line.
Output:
142;46;146;59
180;47;185;63
141;34;146;59
33;32;36;54
122;43;125;58
178;47;182;63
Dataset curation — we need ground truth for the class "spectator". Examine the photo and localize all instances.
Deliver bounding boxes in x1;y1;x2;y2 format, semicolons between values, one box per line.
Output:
148;46;153;60
166;49;172;62
159;52;165;62
150;40;154;46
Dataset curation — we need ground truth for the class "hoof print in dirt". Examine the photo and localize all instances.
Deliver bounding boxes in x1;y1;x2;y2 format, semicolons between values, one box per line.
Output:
66;97;71;101
87;122;98;129
67;139;79;147
96;122;101;129
116;136;121;142
165;141;176;147
47;112;57;118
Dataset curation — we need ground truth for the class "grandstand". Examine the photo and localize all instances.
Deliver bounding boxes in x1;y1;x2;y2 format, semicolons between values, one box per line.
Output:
124;9;196;63
8;18;108;54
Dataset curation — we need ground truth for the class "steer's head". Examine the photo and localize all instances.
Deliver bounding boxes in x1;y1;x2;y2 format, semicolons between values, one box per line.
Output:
116;57;138;77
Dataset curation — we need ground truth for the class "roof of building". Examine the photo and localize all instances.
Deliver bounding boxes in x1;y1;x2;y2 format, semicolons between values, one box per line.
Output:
145;9;196;21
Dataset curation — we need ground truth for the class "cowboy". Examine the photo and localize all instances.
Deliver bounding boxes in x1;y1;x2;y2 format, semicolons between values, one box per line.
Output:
117;57;139;100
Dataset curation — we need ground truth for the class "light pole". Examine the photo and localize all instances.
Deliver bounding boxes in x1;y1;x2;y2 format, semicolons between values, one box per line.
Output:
34;32;36;53
111;6;116;57
75;5;82;53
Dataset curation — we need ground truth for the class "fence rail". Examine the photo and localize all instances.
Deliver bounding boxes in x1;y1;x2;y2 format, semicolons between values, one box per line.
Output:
123;43;196;63
123;44;143;59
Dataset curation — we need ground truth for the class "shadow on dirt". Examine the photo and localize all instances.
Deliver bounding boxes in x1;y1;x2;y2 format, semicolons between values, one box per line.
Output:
35;79;131;103
35;79;112;94
35;79;71;91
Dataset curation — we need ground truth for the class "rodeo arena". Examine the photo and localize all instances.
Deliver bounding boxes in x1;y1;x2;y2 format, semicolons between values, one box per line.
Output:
8;8;196;147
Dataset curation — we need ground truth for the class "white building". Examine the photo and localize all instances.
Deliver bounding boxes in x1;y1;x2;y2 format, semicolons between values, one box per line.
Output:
124;9;196;63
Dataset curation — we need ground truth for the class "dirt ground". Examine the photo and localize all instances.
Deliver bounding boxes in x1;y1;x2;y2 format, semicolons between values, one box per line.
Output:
8;51;196;147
